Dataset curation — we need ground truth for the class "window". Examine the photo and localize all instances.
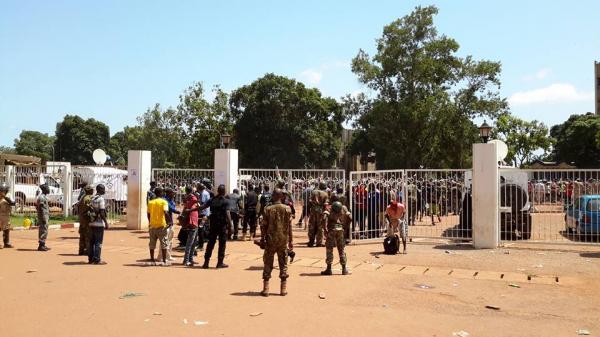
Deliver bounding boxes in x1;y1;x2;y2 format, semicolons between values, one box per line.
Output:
587;199;600;212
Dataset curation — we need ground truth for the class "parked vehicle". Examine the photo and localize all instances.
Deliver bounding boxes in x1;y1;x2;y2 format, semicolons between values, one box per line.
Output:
71;166;127;214
14;171;64;211
565;195;600;235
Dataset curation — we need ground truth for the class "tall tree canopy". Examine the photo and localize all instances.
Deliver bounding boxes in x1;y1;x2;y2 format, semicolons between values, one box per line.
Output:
54;116;109;164
109;83;232;168
550;113;600;168
492;114;553;167
230;74;343;168
13;131;55;161
346;5;507;169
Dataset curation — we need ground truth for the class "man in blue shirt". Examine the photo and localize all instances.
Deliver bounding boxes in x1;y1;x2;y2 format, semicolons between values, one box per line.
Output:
196;183;211;251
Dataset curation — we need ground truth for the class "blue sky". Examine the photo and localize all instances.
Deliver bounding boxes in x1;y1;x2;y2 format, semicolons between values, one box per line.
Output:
1;0;599;146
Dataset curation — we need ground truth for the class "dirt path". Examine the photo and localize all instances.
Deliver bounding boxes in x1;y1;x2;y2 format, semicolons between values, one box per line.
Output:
1;228;599;337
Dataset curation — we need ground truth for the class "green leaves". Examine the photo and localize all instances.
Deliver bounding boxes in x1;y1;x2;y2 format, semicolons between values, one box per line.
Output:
54;116;109;164
348;5;505;169
492;113;553;167
551;113;600;168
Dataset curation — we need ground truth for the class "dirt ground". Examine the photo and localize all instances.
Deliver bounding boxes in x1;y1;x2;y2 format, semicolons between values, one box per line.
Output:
1;227;600;337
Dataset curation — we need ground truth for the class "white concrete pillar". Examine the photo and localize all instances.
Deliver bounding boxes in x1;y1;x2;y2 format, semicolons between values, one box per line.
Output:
214;149;239;194
127;151;152;230
472;143;499;249
61;163;72;218
5;165;16;201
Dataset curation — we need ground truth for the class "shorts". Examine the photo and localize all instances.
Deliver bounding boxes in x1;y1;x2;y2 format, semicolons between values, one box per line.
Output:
0;217;10;231
149;227;169;250
387;219;407;239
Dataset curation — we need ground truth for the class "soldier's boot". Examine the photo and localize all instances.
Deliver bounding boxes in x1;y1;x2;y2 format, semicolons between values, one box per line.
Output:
280;280;288;296
3;230;13;248
260;280;269;297
320;264;332;276
341;264;350;275
201;259;210;269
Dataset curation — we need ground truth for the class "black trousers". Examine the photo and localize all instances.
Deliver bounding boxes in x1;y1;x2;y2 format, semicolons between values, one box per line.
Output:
204;224;227;263
230;212;240;238
242;209;257;235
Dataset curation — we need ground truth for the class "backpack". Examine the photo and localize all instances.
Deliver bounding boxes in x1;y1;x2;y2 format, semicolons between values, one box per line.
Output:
383;235;400;255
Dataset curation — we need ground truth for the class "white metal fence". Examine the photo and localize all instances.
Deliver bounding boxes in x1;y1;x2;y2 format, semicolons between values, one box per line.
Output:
152;168;215;204
238;169;345;228
499;169;600;244
71;166;128;223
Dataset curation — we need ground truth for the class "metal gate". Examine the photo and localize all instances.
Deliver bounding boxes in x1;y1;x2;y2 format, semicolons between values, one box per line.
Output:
349;170;404;240
499;168;600;245
151;168;215;204
72;166;128;223
238;169;345;228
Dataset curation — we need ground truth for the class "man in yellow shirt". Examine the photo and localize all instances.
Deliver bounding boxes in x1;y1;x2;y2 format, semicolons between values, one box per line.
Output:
147;187;170;264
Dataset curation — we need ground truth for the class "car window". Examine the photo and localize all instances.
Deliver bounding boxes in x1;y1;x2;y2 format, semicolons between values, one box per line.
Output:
587;199;600;212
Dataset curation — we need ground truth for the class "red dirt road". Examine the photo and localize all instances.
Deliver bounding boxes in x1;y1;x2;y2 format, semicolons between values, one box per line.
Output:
1;228;600;337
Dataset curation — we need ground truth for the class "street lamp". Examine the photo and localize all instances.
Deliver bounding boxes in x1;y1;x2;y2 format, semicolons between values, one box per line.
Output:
221;134;231;149
479;120;492;143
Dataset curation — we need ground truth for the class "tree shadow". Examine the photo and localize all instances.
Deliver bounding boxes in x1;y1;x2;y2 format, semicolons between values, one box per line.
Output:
580;252;600;258
63;261;90;266
230;291;263;297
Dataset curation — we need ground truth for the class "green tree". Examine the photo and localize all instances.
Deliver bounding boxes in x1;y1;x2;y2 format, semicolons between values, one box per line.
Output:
54;115;110;164
13;131;55;161
0;146;16;154
550;113;600;168
347;5;506;169
230;73;343;168
492;114;553;167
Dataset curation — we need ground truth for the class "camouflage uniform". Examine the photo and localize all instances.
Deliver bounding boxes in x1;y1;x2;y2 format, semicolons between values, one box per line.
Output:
308;189;328;246
261;201;292;281
0;194;13;248
77;191;93;255
324;206;352;266
36;193;50;247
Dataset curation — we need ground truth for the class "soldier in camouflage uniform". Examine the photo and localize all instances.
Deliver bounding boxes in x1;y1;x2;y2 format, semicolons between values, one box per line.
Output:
0;183;15;249
321;201;351;276
36;184;51;251
260;189;293;297
77;185;94;255
308;182;328;247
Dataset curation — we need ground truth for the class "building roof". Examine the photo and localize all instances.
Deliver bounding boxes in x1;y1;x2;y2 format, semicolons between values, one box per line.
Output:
0;153;42;166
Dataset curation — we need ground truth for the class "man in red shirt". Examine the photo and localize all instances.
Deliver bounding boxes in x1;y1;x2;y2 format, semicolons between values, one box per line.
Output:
385;200;407;254
182;186;199;266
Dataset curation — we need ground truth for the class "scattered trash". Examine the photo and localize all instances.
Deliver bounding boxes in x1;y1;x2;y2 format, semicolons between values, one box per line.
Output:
537;252;546;255
508;283;521;288
119;292;145;299
517;268;526;272
183;319;188;325
382;304;388;308
153;312;162;316
374;255;380;259
194;321;208;326
533;264;543;268
453;331;470;337
144;319;150;322
445;250;451;254
415;284;434;289
503;251;510;255
452;283;459;287
319;293;326;299
26;269;38;273
249;312;263;317
485;305;501;310
577;329;591;335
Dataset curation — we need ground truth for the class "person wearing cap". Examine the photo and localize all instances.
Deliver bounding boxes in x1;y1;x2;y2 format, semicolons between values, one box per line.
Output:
89;184;109;264
77;185;94;255
147;187;170;265
385;199;407;254
0;183;15;249
36;184;51;251
321;201;352;276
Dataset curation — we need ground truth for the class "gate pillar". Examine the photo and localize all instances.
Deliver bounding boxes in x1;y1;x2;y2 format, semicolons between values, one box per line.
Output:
127;150;152;230
472;143;499;248
214;149;239;194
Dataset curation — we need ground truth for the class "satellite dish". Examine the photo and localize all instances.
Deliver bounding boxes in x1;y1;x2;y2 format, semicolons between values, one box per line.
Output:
92;149;107;165
489;139;509;162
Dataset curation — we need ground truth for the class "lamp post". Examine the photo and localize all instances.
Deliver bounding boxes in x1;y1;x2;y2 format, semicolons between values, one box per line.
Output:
221;134;231;149
479;120;492;143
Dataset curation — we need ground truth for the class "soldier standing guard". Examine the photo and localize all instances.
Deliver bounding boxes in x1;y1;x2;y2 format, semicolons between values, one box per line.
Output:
308;182;328;247
260;189;293;297
78;186;94;255
0;183;15;249
36;184;51;251
321;201;351;276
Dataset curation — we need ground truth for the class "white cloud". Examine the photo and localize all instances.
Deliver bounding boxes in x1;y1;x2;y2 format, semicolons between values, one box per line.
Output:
298;69;323;85
508;83;593;106
522;68;552;81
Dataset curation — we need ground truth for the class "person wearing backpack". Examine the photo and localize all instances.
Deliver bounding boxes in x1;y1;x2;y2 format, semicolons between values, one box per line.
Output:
89;184;109;264
77;185;94;256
